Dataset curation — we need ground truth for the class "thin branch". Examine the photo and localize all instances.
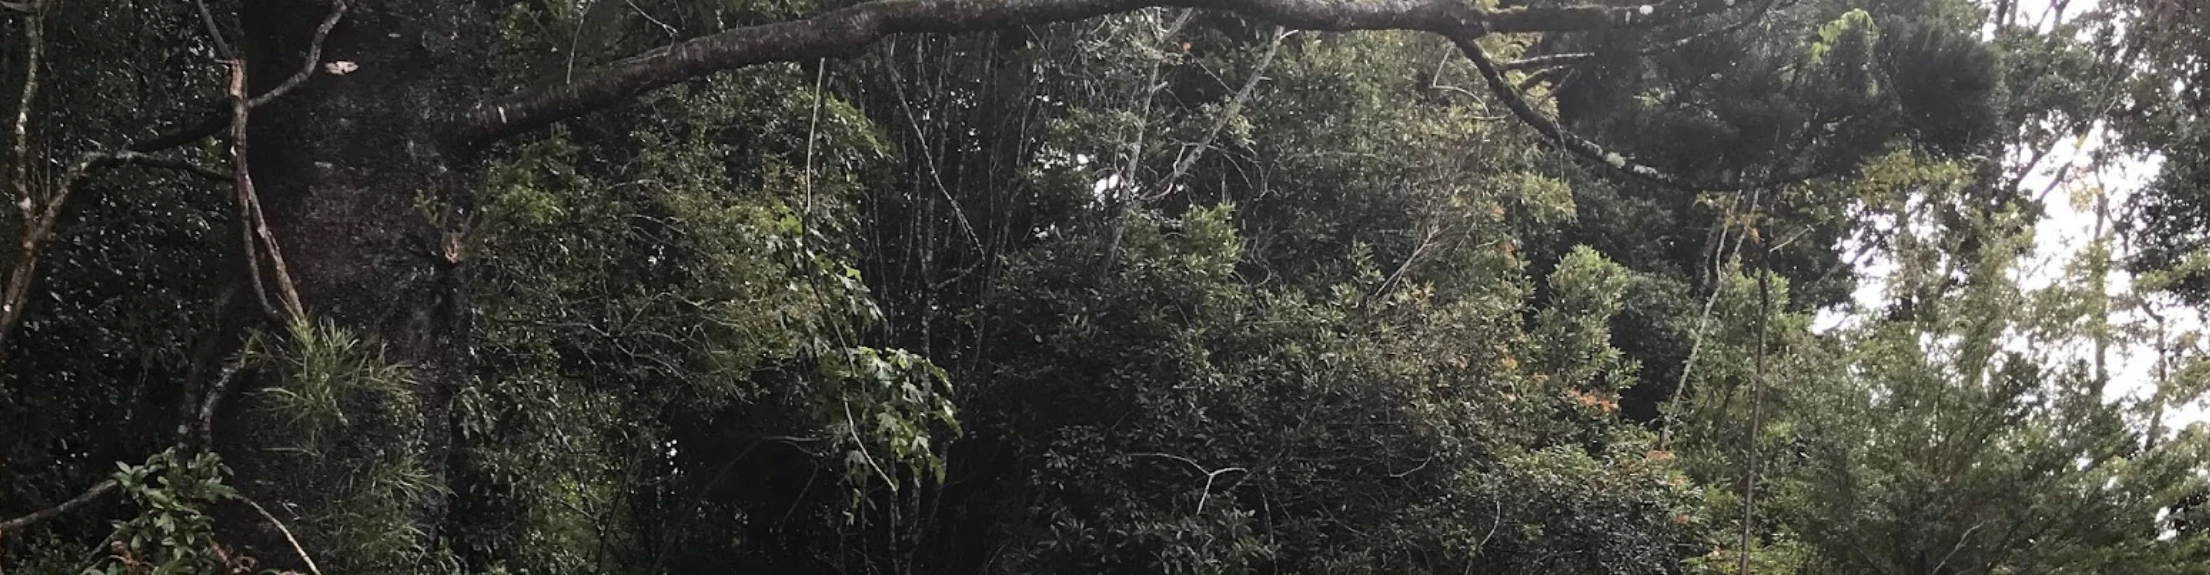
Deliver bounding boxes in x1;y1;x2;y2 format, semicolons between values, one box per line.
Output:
0;480;119;533
1458;38;1823;192
240;497;324;575
10;0;42;223
1107;9;1195;253
1499;52;1589;71
1195;466;1246;513
191;0;235;61
1457;37;1712;190
1130;453;1248;513
247;0;350;107
843;397;899;491
1145;27;1290;202
0;149;221;369
69;528;120;574
1659;194;1748;450
879;47;984;251
468;0;1746;141
624;0;679;38
800;59;826;223
1114;9;1195;208
0;15;225;367
1929;520;1989;575
0;3;45;378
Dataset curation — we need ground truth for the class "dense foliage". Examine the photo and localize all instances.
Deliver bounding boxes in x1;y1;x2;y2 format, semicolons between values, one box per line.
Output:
5;0;2208;574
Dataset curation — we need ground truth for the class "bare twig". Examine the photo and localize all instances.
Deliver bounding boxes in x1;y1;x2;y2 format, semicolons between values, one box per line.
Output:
843;397;899;490
878;49;984;251
68;528;119;574
1;318;259;535
801;59;826;223
241;497;324;575
1928;520;1989;575
1498;52;1589;71
1131;453;1248;513
624;0;678;38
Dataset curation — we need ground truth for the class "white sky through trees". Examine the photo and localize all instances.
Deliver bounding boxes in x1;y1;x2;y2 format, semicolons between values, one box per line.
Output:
1815;0;2205;431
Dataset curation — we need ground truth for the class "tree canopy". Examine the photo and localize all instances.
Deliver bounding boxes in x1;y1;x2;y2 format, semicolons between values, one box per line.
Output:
3;0;2208;574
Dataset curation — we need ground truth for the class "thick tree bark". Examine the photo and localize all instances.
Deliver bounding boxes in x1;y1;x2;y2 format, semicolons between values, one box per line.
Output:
208;0;496;571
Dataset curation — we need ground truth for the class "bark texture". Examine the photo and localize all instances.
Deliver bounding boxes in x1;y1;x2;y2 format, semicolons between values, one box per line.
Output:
210;0;495;571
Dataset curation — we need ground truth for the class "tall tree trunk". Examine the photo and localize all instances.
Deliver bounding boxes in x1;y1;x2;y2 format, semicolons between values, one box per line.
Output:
209;0;495;571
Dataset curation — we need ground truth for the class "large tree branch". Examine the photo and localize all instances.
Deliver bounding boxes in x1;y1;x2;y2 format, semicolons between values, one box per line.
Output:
1455;36;1825;191
467;0;1739;142
1455;36;1711;190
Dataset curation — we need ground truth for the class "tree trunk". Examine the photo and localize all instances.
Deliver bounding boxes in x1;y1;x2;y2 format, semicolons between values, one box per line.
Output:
210;0;495;571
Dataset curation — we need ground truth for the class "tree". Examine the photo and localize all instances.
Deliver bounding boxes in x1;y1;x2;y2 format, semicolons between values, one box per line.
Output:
0;0;2106;572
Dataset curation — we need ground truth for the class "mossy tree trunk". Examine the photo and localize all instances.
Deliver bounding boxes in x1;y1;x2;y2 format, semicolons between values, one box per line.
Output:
208;0;495;571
